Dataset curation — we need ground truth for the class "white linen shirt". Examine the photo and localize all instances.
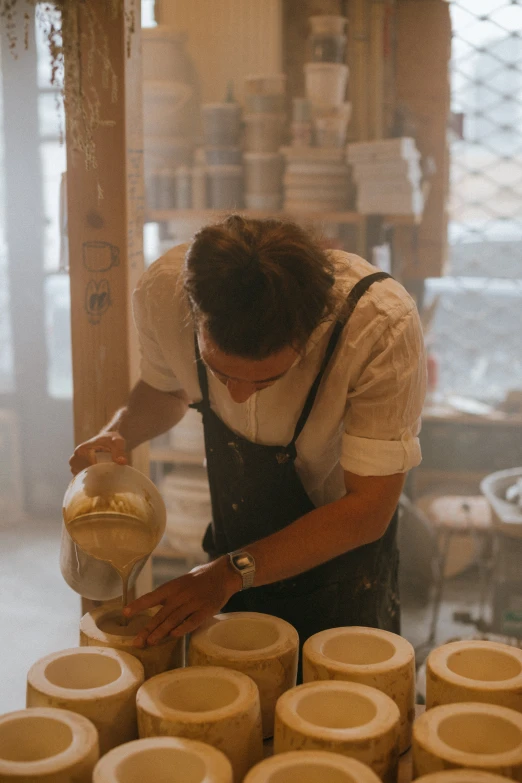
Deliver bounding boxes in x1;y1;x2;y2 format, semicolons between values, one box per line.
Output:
132;244;426;508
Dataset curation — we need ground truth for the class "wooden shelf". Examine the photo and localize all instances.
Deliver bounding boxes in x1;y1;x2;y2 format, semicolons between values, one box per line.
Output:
149;446;206;467
145;209;420;226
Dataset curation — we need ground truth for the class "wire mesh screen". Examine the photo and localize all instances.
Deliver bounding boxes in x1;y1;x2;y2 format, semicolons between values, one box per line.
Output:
425;0;522;405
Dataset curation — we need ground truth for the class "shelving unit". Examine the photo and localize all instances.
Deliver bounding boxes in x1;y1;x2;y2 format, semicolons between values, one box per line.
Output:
145;208;421;227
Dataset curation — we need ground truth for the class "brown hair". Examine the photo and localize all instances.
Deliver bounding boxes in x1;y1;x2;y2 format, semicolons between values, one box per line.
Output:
183;215;337;359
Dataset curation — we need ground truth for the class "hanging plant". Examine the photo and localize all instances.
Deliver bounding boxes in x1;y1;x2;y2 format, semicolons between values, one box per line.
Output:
0;0;137;180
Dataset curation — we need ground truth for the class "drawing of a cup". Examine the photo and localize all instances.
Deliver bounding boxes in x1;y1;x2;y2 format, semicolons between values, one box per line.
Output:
83;241;120;272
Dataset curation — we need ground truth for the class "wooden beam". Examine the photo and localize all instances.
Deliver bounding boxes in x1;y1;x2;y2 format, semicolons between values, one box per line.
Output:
63;2;150;607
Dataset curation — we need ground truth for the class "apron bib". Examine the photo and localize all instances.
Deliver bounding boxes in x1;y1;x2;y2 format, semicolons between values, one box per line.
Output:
189;272;400;652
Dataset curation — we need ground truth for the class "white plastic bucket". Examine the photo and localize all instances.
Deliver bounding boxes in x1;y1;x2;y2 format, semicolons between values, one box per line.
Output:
201;103;242;147
142;27;190;82
245;193;283;211
243;113;285;153
314;115;350;148
290;122;313;147
143;81;193;137
244;153;283;194
204;147;243;165
244;74;287;96
207;165;244;210
305;63;349;105
309;15;348;36
245;94;286;114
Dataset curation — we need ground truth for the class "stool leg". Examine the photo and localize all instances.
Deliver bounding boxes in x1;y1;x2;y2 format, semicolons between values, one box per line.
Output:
427;529;452;647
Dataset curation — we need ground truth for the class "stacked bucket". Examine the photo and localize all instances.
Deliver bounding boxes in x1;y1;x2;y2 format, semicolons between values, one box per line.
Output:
347;137;424;216
243;75;287;211
201;100;244;210
283;15;353;213
142;27;200;211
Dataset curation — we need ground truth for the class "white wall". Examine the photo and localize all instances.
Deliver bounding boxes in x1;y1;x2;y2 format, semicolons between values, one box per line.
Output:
157;0;283;102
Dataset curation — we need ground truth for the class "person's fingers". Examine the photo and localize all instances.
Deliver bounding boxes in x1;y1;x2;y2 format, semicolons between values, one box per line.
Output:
129;603;176;649
69;453;90;475
169;609;208;639
74;433;128;466
146;601;199;646
124;584;170;618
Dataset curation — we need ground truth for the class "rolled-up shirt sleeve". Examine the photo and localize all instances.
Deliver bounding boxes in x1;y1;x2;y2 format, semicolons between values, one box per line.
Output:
340;303;427;476
132;274;183;393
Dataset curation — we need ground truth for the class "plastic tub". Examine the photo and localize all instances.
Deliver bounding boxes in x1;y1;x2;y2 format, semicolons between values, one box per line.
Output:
244;74;287;96
245;94;286;114
309;34;347;64
206;165;244;209
292;98;312;123
314;115;350;148
291;122;313;147
309;15;348;36
143;81;193;136
201;103;242;147
244;153;283;194
245;193;283;211
243;113;285;153
142;27;191;82
205;147;243;165
305;63;349;106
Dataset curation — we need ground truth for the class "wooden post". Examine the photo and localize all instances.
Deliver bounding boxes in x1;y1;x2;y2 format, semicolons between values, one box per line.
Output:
64;1;150;609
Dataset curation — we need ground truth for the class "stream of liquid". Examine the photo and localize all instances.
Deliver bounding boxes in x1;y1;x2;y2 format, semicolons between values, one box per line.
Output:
67;512;156;621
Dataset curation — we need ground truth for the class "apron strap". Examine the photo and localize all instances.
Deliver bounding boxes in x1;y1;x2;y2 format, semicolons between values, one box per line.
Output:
190;332;210;410
290;271;391;446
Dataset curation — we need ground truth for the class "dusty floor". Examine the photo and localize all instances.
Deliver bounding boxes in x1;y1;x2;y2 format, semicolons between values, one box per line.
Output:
0;517;486;714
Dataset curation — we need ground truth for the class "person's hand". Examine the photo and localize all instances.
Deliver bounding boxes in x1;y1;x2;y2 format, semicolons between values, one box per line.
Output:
123;558;242;648
69;432;128;475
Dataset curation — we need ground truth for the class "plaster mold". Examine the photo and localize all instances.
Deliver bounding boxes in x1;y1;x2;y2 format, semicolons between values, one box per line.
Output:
273;680;400;783
413;702;522;781
80;600;184;679
188;611;298;738
416;771;517;782
26;646;144;755
92;736;233;783
136;665;263;782
427;640;522;713
303;625;415;752
0;707;99;782
244;749;382;782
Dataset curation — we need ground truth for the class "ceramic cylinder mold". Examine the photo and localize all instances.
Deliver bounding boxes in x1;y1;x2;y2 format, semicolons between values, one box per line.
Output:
303;625;415;753
26;646;144;755
80;600;184;680
244;749;382;783
426;640;522;713
273;680;400;783
0;707;99;782
188;611;298;738
416;771;518;782
413;702;522;781
93;736;233;783
136;665;263;782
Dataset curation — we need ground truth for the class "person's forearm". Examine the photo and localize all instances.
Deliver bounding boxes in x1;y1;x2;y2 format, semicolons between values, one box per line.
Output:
100;380;190;452
230;475;404;590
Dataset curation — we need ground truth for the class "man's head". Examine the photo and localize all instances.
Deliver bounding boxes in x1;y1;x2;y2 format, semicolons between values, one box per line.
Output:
183;215;337;402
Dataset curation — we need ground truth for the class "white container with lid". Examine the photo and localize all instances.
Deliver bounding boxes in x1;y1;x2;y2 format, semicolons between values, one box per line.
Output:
244;74;287;96
143;81;193;136
305;63;349;106
243;113;285;153
206;165;244;210
309;15;348;36
244;153;283;195
201;103;242;147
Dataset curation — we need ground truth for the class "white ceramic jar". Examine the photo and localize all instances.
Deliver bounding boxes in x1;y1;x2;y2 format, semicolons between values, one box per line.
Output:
0;707;99;782
80;600;184;680
136;666;263;782
303;626;415;753
26;646;144;755
188;611;298;738
274;680;400;783
93;736;233;783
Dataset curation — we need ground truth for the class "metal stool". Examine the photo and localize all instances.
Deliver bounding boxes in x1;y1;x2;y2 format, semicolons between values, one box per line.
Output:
415;494;494;654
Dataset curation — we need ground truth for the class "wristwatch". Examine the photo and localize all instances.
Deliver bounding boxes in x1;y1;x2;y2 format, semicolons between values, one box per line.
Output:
228;550;256;590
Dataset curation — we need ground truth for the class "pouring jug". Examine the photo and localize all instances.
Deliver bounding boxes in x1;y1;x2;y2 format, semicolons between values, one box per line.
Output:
60;455;166;601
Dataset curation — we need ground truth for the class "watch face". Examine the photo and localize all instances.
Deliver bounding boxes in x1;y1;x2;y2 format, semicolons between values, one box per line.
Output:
231;552;254;571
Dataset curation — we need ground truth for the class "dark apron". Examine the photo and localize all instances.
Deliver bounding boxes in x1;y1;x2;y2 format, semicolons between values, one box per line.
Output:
189;272;400;657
